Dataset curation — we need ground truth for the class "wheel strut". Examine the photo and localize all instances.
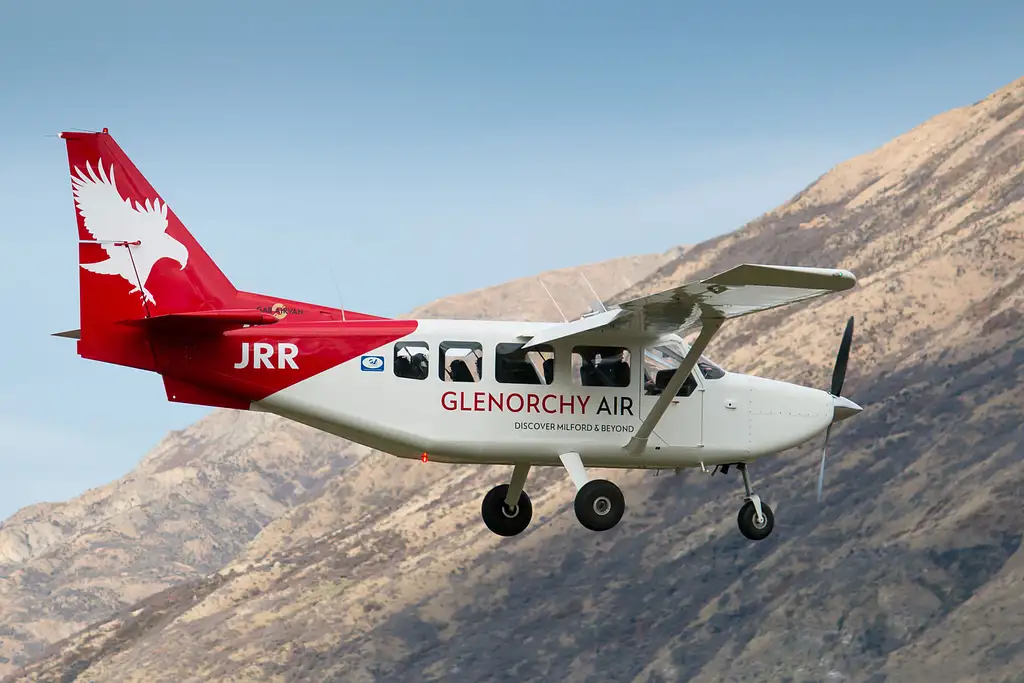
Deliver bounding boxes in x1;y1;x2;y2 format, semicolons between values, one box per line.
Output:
736;463;765;526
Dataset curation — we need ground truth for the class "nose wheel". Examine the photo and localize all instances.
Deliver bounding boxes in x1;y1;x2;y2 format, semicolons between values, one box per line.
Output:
737;498;774;540
735;463;774;540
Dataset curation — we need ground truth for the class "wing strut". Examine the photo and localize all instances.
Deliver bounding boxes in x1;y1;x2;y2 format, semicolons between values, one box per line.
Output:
624;318;724;456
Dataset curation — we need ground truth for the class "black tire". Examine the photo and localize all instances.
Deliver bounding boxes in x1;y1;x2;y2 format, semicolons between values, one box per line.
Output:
481;484;533;537
737;499;774;540
574;479;625;531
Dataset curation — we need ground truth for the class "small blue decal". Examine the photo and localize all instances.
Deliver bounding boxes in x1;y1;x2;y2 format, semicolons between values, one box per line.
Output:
360;355;385;372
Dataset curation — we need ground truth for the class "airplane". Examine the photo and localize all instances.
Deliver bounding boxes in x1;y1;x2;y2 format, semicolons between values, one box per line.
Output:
53;129;862;542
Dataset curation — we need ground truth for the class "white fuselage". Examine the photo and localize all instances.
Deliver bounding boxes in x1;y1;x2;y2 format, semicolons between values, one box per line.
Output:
253;319;833;469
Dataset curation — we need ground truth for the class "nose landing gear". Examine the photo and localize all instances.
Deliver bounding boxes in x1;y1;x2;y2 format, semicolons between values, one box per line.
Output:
735;462;774;540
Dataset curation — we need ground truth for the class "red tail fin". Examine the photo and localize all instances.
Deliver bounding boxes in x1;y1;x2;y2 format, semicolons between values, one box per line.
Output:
60;129;384;389
62;129;238;367
62;130;237;326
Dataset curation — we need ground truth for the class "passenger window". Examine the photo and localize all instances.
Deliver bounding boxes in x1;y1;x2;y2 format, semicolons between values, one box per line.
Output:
441;341;482;383
495;343;554;385
394;341;430;380
643;342;698;396
572;346;631;388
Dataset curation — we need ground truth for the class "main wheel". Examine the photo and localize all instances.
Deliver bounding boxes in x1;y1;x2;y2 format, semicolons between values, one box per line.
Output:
574;479;625;531
481;484;533;537
737;499;774;540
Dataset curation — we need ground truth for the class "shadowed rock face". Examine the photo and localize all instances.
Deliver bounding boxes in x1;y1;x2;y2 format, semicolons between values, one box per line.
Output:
6;77;1024;683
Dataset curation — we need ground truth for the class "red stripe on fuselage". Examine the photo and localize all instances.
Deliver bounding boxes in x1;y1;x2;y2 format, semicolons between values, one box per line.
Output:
152;319;418;403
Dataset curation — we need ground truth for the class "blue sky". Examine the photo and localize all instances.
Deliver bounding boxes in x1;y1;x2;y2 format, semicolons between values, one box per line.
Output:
0;0;1021;519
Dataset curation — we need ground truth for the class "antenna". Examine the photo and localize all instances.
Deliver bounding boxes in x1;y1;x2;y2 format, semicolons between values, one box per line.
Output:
578;271;607;312
329;268;347;322
538;276;568;322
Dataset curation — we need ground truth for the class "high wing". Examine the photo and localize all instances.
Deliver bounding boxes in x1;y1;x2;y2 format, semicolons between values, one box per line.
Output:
518;263;857;457
522;264;856;349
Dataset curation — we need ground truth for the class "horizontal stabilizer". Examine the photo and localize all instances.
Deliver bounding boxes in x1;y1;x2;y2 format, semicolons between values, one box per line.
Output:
52;328;81;339
125;309;281;334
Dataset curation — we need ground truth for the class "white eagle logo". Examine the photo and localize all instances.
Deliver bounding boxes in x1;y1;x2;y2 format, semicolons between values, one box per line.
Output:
72;159;188;304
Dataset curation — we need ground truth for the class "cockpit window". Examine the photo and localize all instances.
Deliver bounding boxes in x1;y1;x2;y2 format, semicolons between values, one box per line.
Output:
642;338;726;395
643;340;697;396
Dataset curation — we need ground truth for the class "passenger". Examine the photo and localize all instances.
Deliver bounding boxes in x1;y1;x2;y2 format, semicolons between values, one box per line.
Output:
410;352;429;379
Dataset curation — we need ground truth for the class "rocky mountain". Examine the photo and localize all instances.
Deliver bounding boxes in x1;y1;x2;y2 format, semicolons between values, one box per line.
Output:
8;76;1024;682
0;253;668;677
0;409;356;674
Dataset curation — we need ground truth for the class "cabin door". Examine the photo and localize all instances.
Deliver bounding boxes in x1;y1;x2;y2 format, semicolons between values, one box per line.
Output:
640;343;703;448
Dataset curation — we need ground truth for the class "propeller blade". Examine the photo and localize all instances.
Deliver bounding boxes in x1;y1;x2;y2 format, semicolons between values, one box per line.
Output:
817;423;832;502
830;316;854;397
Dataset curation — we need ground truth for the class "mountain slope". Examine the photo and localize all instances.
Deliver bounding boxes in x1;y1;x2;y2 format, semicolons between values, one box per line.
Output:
0;410;356;672
9;76;1024;682
0;252;668;677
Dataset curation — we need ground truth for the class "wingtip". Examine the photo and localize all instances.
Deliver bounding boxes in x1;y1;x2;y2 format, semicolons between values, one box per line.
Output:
836;268;857;287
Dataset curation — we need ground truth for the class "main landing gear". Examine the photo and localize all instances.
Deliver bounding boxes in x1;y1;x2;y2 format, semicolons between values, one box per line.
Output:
561;452;625;531
573;479;625;531
721;462;774;540
481;453;627;537
481;464;533;537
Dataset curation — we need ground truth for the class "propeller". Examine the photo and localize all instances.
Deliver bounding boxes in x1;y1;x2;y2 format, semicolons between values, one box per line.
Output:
818;316;855;502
